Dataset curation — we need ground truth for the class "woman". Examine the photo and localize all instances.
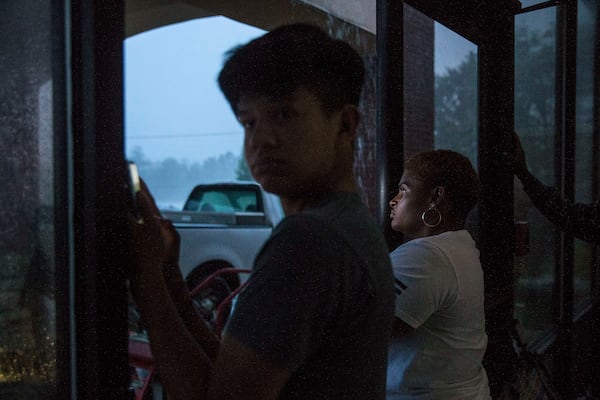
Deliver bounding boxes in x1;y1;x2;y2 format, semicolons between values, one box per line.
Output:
386;149;491;400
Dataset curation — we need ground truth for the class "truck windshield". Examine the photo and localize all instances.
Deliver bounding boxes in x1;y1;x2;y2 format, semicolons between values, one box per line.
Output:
183;188;260;213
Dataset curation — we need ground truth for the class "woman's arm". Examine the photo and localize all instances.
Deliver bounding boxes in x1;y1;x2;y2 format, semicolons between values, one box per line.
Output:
514;132;600;243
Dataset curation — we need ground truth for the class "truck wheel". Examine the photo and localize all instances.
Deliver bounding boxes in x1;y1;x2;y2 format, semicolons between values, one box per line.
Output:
186;264;240;331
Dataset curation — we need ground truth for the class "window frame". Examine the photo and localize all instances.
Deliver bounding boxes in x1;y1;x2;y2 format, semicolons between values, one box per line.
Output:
69;1;131;399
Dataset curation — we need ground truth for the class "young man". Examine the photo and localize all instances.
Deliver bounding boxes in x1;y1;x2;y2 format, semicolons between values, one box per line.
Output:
130;23;394;400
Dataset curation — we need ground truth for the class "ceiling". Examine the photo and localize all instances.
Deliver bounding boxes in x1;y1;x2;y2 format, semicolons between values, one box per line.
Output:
125;0;377;36
125;0;377;53
125;0;522;53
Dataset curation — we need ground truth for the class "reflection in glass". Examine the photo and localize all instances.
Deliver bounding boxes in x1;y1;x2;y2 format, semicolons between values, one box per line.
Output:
0;2;57;398
513;7;557;340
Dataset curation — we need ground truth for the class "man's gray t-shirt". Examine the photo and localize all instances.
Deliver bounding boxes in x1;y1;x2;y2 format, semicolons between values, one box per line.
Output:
225;192;395;399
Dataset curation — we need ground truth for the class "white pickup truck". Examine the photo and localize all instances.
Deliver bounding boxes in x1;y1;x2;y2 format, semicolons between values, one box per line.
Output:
160;181;283;324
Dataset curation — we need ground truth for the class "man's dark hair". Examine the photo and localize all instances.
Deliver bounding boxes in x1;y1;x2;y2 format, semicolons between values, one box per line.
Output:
218;23;365;115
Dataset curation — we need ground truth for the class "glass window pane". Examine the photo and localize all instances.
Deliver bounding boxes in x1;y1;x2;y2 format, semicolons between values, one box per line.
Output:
402;4;479;165
0;1;62;398
432;20;479;235
513;7;557;340
124;17;265;211
574;0;597;304
401;4;478;235
433;23;478;166
386;5;480;241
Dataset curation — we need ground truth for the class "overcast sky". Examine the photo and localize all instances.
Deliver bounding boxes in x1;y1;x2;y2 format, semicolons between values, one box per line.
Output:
125;17;265;164
124;16;475;164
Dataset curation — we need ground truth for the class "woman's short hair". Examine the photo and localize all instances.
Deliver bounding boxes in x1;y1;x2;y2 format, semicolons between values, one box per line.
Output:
405;149;480;221
218;23;365;115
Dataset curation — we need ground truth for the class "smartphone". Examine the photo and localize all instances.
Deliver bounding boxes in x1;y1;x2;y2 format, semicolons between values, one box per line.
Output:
127;161;142;222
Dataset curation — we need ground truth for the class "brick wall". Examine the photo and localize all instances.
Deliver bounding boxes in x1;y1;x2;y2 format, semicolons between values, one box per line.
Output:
354;5;434;216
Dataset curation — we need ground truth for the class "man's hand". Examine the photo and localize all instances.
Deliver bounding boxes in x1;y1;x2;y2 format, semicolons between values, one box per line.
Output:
128;179;168;284
160;217;180;268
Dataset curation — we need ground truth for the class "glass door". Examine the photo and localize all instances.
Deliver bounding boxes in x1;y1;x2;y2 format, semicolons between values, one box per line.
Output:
382;1;516;397
513;4;558;341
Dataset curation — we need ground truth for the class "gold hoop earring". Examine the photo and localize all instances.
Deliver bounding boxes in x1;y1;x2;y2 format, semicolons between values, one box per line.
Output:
421;206;442;228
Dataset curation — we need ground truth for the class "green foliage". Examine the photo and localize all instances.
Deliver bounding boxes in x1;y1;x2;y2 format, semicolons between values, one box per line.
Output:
128;147;244;209
514;24;556;143
235;148;252;181
433;24;558;179
434;51;478;165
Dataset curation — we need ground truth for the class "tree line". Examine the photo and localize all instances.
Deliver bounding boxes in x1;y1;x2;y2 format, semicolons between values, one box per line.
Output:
128;146;251;209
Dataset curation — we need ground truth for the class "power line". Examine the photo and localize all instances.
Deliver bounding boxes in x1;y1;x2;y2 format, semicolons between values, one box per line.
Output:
127;131;243;139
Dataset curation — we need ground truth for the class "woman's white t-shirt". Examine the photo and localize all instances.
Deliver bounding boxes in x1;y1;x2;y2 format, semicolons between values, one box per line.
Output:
387;230;491;400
